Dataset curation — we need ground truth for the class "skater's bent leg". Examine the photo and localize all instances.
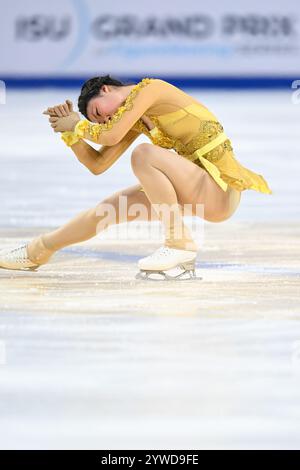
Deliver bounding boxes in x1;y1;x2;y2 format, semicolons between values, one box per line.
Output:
131;144;208;251
27;184;159;264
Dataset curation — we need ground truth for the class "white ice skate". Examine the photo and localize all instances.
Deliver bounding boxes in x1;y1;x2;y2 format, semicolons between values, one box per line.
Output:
136;245;202;281
0;243;40;271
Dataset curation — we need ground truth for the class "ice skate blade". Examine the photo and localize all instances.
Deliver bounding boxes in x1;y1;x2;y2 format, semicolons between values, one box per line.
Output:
0;264;40;272
27;265;40;271
135;263;202;281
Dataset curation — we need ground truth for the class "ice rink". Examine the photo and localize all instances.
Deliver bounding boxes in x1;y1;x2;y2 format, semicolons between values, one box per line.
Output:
0;88;300;449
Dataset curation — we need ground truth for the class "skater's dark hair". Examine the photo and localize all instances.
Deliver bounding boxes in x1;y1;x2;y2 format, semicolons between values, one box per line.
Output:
78;75;136;119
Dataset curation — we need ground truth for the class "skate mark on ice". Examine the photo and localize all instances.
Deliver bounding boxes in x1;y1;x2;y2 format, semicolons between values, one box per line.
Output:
62;248;299;277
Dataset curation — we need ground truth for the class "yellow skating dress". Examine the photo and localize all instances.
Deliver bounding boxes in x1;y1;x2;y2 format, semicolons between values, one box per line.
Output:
62;77;272;195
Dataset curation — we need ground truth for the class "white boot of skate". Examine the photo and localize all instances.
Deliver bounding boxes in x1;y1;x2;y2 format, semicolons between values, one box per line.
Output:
0;243;41;271
136;245;202;281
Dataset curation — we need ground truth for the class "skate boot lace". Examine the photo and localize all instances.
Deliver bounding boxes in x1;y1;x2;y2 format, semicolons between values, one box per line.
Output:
3;243;33;265
147;246;175;259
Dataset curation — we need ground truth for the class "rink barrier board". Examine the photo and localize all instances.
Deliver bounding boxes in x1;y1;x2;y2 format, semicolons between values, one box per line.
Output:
0;76;297;90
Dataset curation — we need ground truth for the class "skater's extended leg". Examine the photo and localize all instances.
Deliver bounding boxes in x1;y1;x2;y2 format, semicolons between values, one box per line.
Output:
26;184;159;264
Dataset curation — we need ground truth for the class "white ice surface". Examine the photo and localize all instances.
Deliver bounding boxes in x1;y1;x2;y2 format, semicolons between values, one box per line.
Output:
0;88;299;450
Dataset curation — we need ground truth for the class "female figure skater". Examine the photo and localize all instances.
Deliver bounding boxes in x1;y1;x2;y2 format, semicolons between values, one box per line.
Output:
0;76;272;280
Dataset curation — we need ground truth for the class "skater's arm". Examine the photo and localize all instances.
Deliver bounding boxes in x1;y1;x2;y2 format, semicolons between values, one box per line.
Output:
60;78;162;146
93;129;140;174
69;129;140;175
69;140;103;174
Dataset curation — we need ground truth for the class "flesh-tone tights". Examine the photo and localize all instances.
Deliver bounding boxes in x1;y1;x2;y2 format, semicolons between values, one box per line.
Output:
27;144;241;265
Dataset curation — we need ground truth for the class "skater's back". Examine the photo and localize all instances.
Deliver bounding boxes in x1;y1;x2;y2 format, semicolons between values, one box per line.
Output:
62;77;272;194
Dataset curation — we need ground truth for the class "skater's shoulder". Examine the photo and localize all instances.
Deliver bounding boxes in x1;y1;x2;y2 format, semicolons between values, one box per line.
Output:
140;77;169;90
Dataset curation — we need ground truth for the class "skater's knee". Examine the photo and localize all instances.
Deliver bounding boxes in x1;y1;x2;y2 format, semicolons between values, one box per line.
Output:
131;143;153;170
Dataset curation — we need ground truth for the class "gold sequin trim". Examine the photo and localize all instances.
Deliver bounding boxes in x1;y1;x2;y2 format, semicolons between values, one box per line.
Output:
138;115;233;162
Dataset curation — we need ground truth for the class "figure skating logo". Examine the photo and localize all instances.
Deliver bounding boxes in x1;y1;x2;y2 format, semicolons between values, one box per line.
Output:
60;0;90;69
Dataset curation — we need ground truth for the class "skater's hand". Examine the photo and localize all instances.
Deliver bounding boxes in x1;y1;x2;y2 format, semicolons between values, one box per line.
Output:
43;99;74;117
48;111;81;132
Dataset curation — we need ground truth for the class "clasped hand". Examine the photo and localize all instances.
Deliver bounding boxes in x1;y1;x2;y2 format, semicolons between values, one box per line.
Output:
43;99;81;132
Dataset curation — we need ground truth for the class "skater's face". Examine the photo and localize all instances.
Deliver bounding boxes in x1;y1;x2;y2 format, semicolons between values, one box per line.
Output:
86;84;131;124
